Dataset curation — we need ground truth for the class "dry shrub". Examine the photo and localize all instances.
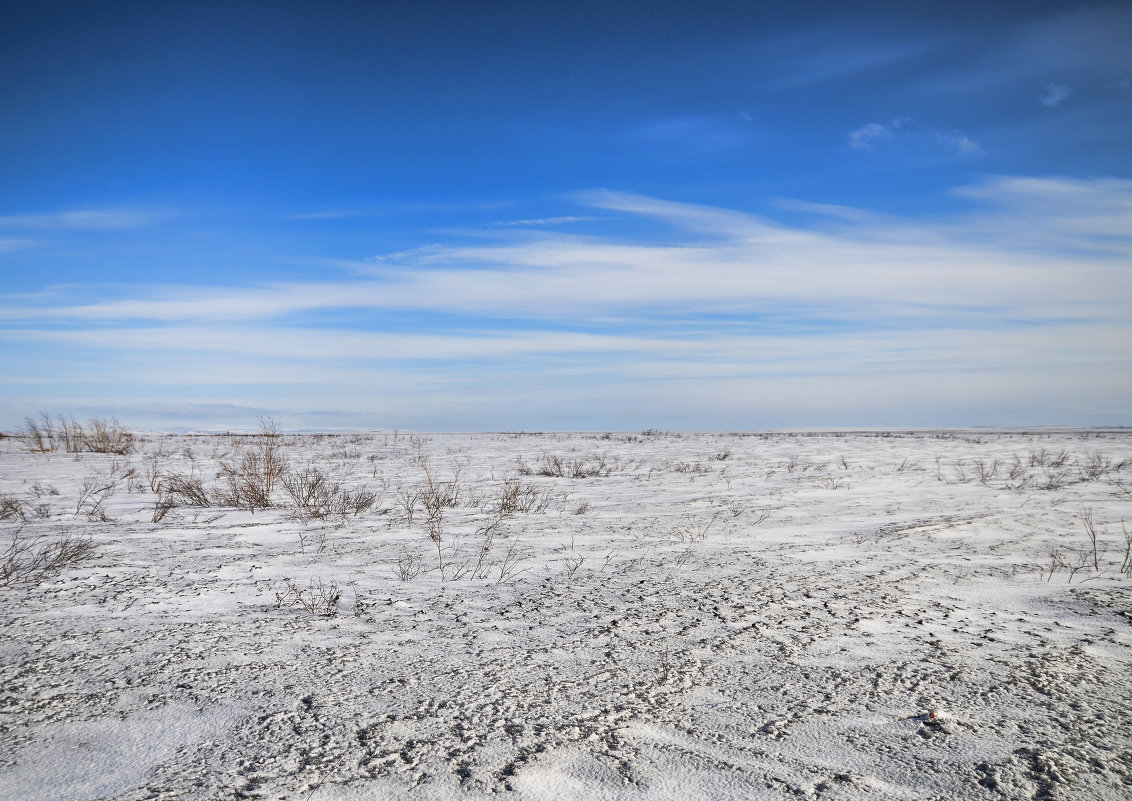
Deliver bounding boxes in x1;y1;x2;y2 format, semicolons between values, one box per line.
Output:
1121;521;1131;578
161;471;212;507
1;495;53;522
1;494;28;522
151;495;178;523
282;468;377;522
538;454;611;478
2;530;95;586
74;475;118;522
393;554;423;581
82;417;135;454
217;419;288;512
20;414;134;454
1079;453;1126;481
274;577;341;617
218;451;274;511
494;479;553;514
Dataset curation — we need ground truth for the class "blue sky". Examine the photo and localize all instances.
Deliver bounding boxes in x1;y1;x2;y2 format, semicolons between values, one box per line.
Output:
1;1;1130;431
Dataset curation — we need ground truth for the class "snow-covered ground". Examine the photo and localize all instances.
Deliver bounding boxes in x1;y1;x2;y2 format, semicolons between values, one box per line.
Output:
1;429;1130;800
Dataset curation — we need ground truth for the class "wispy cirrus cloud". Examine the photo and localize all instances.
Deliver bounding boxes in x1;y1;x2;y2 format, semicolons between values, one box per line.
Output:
848;121;896;150
849;118;981;155
490;216;598;227
0;238;35;253
0;208;162;230
4;177;1127;327
1039;82;1071;107
2;176;1128;428
750;35;944;92
286;208;388;221
287;199;514;221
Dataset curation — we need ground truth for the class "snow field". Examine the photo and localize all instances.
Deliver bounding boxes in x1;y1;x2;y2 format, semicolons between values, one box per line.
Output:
1;429;1130;799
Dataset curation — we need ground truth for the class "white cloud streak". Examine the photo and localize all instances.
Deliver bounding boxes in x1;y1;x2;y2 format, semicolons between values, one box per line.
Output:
1040;82;1071;107
3;177;1128;327
2;176;1129;427
848;118;981;155
849;122;893;149
492;216;598;227
0;209;160;230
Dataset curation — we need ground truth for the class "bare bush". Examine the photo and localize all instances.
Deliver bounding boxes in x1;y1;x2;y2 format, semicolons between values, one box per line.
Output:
274;577;341;617
75;473;119;521
281;468;378;522
1079;453;1127;482
1043;547;1065;582
495;542;529;584
671;461;710;475
974;459;998;487
342;488;379;517
1030;448;1070;468
1005;456;1030;490
0;494;52;521
1081;509;1101;572
563;554;585;577
162;471;212;507
393;554;422;581
2;530;95;586
20;414;134;454
494;479;553;515
420;463;461;575
1;494;29;522
1064;550;1091;583
457;510;514;581
394;486;420;523
1039;469;1070;491
673;512;720;544
82;417;135;454
151;495;178;524
218;451;275;511
283;468;333;509
538;454;611;478
1121;520;1131;578
421;463;461;509
215;418;288;512
20;414;54;452
143;452;162;493
255;417;288;490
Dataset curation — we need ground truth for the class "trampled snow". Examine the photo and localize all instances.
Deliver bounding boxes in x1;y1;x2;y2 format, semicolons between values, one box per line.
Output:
1;429;1130;799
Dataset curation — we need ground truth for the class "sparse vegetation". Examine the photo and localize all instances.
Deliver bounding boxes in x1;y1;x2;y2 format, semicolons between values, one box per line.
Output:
419;462;462;577
20;414;135;454
161;470;212;507
3;428;1132;799
493;479;553;515
282;467;378;522
1121;520;1131;578
2;530;95;586
393;553;423;581
537;453;612;478
216;418;288;512
274;577;341;617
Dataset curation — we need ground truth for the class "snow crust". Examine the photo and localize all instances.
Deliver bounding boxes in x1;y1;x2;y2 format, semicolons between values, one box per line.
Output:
1;429;1130;799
